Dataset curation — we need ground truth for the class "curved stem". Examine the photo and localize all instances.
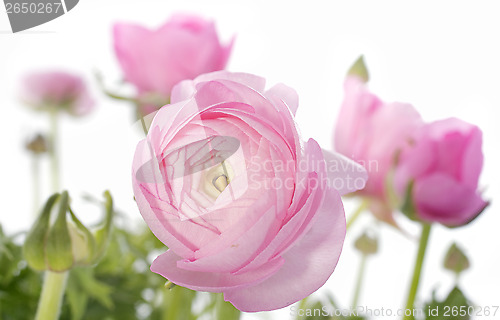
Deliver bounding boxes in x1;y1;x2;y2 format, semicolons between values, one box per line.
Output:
49;108;60;192
35;271;68;320
351;253;367;308
403;223;432;319
346;199;369;231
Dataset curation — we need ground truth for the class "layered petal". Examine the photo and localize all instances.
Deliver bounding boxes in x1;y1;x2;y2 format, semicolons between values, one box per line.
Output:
113;15;233;104
395;118;487;227
322;149;367;195
151;250;284;292
224;186;345;312
414;173;488;226
132;71;349;312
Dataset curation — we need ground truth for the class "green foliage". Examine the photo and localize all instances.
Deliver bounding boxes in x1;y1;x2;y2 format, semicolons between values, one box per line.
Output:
60;224;175;320
425;286;470;320
0;221;200;320
0;225;42;319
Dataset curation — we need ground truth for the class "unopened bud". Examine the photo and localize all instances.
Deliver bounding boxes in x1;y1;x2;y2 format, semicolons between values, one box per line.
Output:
23;190;114;272
25;134;48;154
354;231;378;255
347;55;369;83
45;191;73;272
444;243;470;275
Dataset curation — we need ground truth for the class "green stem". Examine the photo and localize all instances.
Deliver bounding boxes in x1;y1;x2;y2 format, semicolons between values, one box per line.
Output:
403;223;432;320
163;287;180;320
346;200;369;231
32;155;41;215
35;271;68;320
49;108;60;193
215;293;240;320
351;253;367;308
161;286;197;320
296;297;309;320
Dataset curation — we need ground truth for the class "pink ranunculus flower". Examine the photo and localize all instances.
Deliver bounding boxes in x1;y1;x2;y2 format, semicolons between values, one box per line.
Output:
334;76;423;223
132;71;367;312
113;14;233;111
22;71;95;116
394;118;488;227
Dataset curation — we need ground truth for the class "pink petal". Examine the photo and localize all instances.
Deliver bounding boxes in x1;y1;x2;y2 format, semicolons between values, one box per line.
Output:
334;76;383;158
177;202;280;273
151;250;284;292
194;81;239;107
193;71;266;93
232;139;328;275
460;125;483;189
264;83;299;116
223;186;346;312
414;173;488;226
322;149;367;195
132;140;196;258
170;79;196;103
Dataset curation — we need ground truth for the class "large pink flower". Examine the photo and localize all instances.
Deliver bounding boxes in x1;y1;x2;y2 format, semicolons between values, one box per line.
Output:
394;118;488;227
334;76;423;221
132;71;366;311
113;14;233;109
22;71;95;116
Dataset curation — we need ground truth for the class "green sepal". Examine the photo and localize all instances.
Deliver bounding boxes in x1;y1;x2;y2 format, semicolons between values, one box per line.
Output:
68;207;96;266
347;55;370;83
23;193;59;271
46;191;74;272
401;180;419;221
93;191;114;262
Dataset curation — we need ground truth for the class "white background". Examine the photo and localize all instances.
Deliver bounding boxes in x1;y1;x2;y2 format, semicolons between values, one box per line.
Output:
1;1;499;319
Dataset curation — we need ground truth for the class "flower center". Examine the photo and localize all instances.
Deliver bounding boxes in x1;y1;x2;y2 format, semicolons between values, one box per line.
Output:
202;161;234;199
212;174;229;192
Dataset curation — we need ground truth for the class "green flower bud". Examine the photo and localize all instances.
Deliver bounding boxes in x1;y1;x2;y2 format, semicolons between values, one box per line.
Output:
45;191;73;272
347;55;370;83
443;243;470;275
23;193;59;271
25;134;48;155
354;231;378;255
23;190;114;272
68;207;96;266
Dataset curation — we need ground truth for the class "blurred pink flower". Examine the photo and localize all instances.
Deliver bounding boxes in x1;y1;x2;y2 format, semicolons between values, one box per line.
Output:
333;76;423;223
394;118;488;227
113;14;233;110
132;71;366;311
22;71;95;116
